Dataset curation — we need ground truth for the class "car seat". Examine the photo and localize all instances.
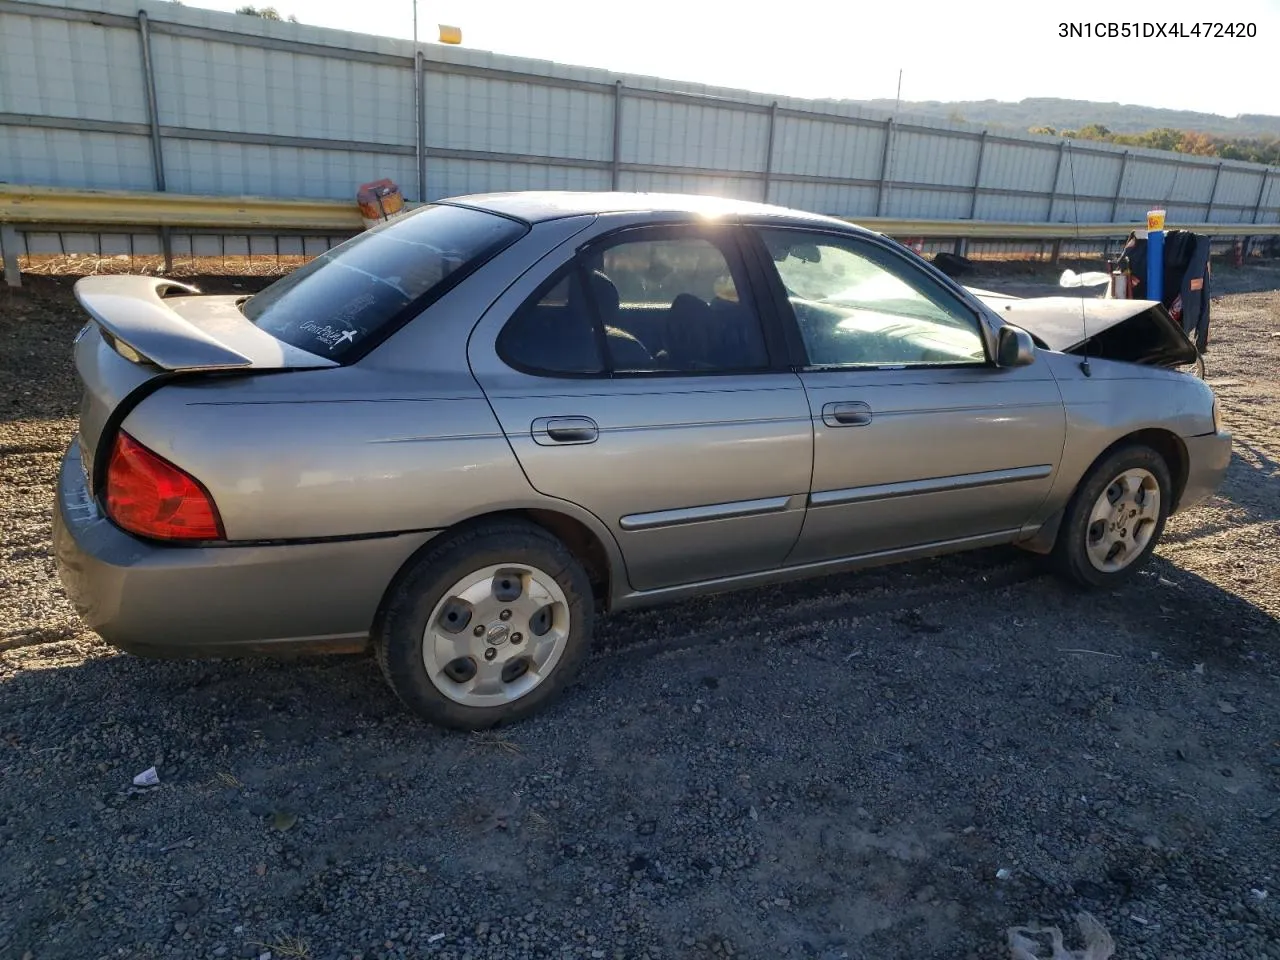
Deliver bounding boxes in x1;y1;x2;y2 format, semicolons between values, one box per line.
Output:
569;270;653;368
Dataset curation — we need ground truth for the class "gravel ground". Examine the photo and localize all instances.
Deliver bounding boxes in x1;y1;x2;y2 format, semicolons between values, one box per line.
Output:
1;267;1278;960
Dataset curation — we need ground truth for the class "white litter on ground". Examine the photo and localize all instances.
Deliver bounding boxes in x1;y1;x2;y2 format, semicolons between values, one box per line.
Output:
1007;912;1115;960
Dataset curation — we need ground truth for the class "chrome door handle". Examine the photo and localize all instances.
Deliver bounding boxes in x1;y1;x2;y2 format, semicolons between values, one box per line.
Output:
822;401;873;427
532;416;599;445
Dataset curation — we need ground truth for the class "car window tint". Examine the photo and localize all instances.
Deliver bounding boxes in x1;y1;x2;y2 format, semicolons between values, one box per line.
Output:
758;229;986;368
589;235;769;374
243;204;525;360
497;269;605;375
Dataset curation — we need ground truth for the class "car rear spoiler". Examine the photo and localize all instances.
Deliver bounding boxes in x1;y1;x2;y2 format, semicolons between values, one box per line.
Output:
73;276;255;372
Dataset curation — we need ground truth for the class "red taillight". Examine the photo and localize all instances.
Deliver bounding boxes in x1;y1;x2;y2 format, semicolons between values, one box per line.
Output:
105;432;224;541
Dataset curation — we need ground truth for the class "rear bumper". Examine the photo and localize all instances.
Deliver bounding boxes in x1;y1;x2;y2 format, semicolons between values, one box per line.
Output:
1177;429;1232;512
52;439;438;657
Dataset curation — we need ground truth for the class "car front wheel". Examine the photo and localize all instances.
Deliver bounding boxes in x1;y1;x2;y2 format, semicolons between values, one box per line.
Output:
375;520;594;729
1053;444;1172;588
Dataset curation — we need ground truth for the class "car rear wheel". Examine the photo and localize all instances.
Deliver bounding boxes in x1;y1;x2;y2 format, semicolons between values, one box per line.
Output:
375;520;594;730
1053;444;1172;588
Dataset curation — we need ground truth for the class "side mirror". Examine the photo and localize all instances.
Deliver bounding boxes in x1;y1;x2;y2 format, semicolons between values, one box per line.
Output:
997;325;1036;367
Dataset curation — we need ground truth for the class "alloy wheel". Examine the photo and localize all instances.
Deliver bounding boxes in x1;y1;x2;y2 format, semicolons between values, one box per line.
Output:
1084;468;1162;573
422;563;571;707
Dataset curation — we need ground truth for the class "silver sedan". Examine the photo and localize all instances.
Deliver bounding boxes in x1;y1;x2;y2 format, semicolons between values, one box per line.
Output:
53;192;1231;728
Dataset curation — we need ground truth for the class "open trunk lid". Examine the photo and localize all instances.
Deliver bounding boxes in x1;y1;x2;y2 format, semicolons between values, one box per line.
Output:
971;292;1199;368
72;275;335;484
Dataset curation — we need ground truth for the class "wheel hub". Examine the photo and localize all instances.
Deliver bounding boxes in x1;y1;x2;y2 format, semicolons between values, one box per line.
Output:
484;622;511;647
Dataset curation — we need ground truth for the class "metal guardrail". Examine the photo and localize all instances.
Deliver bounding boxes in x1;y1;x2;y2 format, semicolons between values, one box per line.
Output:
5;184;1278;237
2;184;1277;287
859;218;1276;240
0;185;364;231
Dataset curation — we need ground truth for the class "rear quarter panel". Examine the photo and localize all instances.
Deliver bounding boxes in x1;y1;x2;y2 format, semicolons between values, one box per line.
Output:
120;367;524;540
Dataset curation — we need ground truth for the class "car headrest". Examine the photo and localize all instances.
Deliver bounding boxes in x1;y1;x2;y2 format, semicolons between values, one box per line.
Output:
664;294;716;367
585;270;619;321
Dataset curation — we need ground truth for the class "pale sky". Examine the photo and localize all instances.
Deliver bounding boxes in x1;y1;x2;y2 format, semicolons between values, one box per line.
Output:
191;0;1280;118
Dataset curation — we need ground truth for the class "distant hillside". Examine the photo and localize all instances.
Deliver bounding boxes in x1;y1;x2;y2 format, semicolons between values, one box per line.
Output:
853;97;1280;139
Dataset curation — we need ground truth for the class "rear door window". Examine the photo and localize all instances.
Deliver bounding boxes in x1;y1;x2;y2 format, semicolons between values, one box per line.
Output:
592;233;770;374
242;204;526;360
496;227;778;378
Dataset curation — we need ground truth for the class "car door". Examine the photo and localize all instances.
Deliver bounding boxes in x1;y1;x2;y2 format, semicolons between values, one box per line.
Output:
468;222;813;593
746;226;1067;566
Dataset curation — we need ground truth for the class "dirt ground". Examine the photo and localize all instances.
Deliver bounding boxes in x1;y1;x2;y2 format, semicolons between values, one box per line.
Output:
1;265;1278;960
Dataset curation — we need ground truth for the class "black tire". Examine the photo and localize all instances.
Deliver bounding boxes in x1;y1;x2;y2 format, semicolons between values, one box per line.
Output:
1052;444;1172;589
375;520;594;730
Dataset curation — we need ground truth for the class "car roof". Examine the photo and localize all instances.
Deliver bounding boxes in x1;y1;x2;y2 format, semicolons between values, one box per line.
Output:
442;190;869;233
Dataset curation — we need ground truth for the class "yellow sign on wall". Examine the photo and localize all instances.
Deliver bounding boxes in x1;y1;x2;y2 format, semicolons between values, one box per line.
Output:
438;24;462;44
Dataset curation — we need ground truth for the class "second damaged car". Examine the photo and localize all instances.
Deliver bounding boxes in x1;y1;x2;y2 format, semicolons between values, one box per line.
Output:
53;192;1231;728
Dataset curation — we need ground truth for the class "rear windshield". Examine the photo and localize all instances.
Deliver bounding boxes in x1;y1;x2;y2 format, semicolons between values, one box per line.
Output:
242;203;526;359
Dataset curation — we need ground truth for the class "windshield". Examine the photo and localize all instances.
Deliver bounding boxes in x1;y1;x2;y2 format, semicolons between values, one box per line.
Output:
243;204;526;359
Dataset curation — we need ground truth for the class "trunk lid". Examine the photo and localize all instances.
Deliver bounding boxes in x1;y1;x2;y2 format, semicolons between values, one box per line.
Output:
72;276;335;484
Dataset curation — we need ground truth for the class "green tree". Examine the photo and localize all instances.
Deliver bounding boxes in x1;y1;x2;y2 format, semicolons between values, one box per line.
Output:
1028;119;1280;164
236;5;297;20
1135;128;1184;152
